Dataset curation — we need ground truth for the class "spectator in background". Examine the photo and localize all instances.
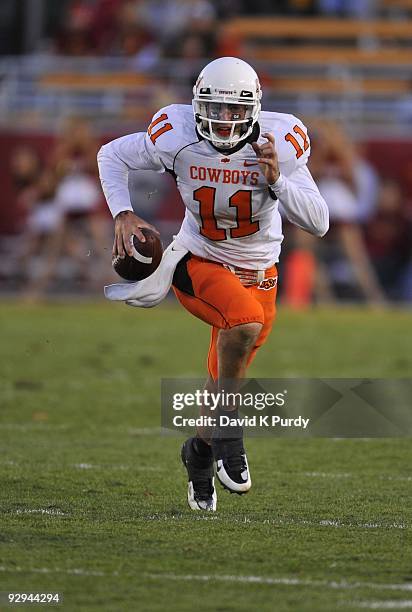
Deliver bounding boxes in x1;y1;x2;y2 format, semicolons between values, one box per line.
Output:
239;0;317;15
212;0;243;20
10;146;42;225
106;0;153;58
89;0;128;53
317;0;378;18
116;1;160;71
18;168;64;299
46;0;219;63
50;116;109;288
169;34;210;88
364;179;412;301
4;147;43;288
56;0;147;56
8;146;46;291
56;0;96;55
8;119;111;299
52;116;98;178
308;121;385;303
135;0;216;43
282;120;385;306
118;24;152;59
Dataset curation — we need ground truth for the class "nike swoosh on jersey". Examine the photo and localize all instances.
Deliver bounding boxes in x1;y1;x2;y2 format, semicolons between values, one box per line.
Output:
243;160;259;167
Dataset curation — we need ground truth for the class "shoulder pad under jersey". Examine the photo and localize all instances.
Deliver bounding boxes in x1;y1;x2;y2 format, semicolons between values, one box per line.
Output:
146;104;199;162
259;111;311;167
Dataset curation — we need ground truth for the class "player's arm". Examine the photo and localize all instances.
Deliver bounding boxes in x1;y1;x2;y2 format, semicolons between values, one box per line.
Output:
97;131;163;258
252;131;329;237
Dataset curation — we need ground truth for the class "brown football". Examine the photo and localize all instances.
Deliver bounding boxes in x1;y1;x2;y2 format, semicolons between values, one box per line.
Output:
112;228;163;281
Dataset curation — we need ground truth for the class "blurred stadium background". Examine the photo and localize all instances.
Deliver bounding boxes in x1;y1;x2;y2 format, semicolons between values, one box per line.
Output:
0;0;412;304
2;5;412;609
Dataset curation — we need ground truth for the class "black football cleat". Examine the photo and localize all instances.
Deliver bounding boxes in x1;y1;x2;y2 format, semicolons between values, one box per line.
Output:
211;437;251;495
181;437;217;511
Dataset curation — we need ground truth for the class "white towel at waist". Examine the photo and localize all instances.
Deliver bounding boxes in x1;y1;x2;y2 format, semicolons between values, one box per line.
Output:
104;238;188;307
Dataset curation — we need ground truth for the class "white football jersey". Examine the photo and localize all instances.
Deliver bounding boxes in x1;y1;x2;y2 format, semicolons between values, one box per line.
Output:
98;104;328;269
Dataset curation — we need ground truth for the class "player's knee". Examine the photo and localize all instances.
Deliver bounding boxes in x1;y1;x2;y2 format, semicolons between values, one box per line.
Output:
219;321;263;354
234;321;263;346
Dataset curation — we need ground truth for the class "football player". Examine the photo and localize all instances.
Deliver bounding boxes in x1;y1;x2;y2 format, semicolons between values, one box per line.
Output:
98;57;329;512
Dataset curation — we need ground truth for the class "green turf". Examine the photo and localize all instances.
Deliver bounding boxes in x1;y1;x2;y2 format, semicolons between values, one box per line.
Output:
0;301;411;611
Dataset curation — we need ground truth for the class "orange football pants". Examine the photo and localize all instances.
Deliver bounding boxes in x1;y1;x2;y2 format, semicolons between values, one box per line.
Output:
172;254;278;381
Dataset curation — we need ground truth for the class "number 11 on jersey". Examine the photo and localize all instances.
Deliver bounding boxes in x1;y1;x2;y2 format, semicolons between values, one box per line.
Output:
194;186;260;241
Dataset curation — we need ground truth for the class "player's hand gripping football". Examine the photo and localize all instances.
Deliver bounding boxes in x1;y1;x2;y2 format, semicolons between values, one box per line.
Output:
251;132;280;185
114;210;159;258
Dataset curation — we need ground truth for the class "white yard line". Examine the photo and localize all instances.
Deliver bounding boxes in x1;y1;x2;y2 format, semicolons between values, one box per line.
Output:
0;424;162;435
127;427;165;435
0;566;116;577
145;513;407;530
0;566;411;594
354;602;412;609
5;460;408;482
72;463;165;472
73;463;96;470
0;423;68;431
304;519;406;529
4;507;405;530
141;574;412;592
4;508;405;529
14;509;68;516
379;476;412;482
301;471;352;478
331;438;374;442
0;460;164;472
285;471;412;482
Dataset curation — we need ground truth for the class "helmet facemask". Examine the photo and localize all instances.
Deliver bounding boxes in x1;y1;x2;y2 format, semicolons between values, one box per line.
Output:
193;96;259;149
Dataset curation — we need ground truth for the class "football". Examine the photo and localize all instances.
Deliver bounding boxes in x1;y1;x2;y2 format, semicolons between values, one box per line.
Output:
112;228;163;281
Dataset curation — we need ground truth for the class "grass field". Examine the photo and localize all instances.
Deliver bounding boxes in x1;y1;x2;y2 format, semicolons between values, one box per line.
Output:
1;301;411;611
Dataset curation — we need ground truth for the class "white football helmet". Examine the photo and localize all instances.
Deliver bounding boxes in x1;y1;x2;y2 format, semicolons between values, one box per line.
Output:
193;57;262;149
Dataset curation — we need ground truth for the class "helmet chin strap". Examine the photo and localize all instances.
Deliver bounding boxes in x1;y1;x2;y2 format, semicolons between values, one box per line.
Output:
197;116;253;148
210;118;238;147
212;138;238;149
196;120;260;155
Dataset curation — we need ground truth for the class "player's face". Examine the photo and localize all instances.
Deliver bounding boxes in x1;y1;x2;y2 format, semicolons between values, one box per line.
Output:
206;103;248;139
